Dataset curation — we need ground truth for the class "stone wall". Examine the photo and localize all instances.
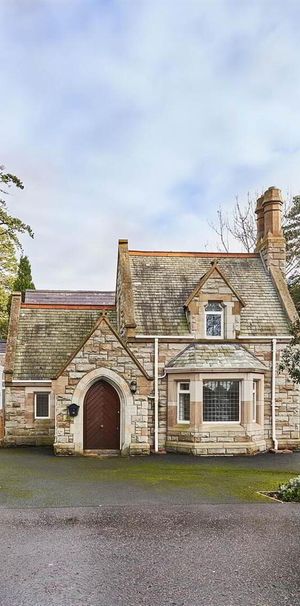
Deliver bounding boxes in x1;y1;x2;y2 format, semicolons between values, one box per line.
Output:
131;338;300;454
247;341;300;449
0;351;5;410
0;409;4;443
4;385;55;446
4;331;299;454
53;317;153;455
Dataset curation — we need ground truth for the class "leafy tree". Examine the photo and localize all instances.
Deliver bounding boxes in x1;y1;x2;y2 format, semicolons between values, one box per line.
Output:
279;320;300;384
284;196;300;311
0;166;33;248
13;255;35;299
0;165;34;336
0;227;18;337
289;278;300;313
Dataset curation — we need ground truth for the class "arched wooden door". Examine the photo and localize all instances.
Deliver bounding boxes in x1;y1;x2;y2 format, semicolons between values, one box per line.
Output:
83;380;120;450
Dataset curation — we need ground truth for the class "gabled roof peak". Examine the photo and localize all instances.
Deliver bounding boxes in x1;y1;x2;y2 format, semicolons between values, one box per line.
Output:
184;262;245;308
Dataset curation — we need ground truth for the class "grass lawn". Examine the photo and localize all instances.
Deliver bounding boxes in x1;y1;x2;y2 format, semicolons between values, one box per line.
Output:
0;448;299;505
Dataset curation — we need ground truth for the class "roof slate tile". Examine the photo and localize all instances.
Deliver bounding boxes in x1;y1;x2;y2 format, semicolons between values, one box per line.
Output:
167;343;267;371
130;254;290;335
13;309;117;380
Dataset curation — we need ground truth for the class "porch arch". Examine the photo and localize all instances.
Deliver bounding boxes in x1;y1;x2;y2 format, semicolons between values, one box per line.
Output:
71;367;134;454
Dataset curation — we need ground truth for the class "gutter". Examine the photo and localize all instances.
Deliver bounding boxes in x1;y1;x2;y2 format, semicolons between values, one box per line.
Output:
10;379;51;383
237;335;292;340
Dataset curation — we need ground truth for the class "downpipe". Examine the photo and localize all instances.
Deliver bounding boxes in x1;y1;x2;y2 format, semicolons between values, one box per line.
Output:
271;338;278;450
154;338;159;453
153;337;167;453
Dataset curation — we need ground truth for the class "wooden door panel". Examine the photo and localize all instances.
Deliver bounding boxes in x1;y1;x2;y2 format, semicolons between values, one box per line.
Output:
84;380;120;449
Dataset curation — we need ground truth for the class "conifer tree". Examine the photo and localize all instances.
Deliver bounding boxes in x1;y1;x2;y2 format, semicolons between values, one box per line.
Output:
13;256;35;299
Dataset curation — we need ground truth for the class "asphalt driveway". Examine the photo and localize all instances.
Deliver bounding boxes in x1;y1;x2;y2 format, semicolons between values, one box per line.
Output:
0;449;299;605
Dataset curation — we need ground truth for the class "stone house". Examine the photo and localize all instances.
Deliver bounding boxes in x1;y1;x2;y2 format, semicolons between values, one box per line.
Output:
3;187;300;455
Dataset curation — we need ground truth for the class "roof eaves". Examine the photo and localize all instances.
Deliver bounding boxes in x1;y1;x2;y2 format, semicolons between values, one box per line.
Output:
166;366;267;373
128;250;259;258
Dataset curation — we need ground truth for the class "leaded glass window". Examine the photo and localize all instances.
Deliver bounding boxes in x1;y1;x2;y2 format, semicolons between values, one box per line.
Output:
177;382;190;422
203;380;240;422
205;302;223;337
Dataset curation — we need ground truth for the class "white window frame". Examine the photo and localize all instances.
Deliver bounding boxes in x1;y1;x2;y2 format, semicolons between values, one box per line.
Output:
205;303;224;339
34;392;50;419
202;379;241;424
177;381;191;424
252;379;259;423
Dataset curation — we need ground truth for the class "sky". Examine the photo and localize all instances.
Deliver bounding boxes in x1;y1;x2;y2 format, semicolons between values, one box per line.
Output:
1;0;300;290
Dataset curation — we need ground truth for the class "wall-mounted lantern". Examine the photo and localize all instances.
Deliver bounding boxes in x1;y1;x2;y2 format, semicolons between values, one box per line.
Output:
67;403;80;417
130;379;137;394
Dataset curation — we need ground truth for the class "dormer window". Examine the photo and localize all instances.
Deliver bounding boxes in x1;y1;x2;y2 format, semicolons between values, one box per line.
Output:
205;302;223;338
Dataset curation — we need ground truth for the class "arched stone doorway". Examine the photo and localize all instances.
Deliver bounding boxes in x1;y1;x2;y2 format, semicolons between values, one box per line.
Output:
83;380;120;450
69;367;134;454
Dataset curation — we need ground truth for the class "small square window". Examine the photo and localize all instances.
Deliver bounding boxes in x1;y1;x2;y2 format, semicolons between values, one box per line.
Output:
35;393;50;419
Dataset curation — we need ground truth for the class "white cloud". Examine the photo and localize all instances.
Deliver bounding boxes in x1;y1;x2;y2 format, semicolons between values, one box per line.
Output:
1;0;300;288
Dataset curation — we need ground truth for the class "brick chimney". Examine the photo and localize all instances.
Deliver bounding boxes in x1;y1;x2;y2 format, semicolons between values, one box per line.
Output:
255;186;286;273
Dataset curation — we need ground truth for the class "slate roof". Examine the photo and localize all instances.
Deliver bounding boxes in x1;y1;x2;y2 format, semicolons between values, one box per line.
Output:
129;253;290;336
24;290;115;305
13;309;117;380
166;343;267;372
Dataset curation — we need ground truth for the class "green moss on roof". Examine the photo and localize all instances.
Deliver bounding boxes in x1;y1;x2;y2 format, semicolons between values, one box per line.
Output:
167;343;267;371
13;309;117;380
130;255;290;336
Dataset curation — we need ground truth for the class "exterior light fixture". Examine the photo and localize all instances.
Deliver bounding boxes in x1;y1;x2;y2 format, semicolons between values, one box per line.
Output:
130;380;137;394
67;403;80;417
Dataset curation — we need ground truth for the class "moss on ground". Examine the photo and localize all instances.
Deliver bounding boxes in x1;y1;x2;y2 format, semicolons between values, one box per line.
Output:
0;449;299;505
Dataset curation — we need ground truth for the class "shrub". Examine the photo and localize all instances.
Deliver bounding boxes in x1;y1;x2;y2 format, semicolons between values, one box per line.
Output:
277;476;300;502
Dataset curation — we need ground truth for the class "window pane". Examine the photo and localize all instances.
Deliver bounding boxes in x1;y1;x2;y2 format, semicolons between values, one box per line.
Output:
179;382;189;391
203;380;239;422
205;302;223;312
36;393;49;418
206;313;222;336
178;392;190;421
253;380;258;422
